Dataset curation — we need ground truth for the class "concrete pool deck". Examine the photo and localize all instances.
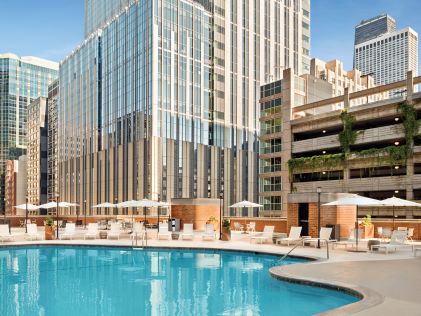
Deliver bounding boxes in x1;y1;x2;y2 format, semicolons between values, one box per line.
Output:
1;228;421;315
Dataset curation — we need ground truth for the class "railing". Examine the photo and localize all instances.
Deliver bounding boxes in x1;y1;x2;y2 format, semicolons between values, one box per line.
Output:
272;238;330;267
131;230;146;248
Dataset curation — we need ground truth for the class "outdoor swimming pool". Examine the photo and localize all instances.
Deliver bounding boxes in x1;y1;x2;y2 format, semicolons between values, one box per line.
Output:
0;246;358;315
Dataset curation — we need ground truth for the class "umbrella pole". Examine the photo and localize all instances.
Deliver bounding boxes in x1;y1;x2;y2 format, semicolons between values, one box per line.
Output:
392;205;395;230
25;197;28;234
356;205;359;251
56;198;59;239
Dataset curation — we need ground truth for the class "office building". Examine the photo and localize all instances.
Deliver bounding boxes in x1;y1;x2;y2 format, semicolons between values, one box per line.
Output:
4;156;27;216
58;0;311;216
354;15;418;86
354;14;396;45
259;62;381;217
48;80;59;201
0;53;58;213
260;69;421;219
27;97;49;206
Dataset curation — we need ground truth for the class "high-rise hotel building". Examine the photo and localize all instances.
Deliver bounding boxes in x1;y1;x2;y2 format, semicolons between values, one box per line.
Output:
59;0;310;216
0;53;58;212
354;14;418;86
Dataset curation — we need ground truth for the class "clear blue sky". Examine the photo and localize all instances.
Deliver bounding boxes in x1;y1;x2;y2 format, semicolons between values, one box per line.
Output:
0;0;420;73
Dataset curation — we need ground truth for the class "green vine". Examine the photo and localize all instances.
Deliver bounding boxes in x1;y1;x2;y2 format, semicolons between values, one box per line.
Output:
354;145;407;166
338;109;358;154
398;101;420;156
288;153;345;180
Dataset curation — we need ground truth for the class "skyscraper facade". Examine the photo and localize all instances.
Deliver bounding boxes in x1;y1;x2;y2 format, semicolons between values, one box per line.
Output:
0;53;58;212
59;0;310;216
27;97;49;205
354;15;418;86
354;14;396;45
47;80;59;201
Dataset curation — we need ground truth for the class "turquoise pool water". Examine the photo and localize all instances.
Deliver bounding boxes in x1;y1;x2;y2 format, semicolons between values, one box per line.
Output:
0;246;358;315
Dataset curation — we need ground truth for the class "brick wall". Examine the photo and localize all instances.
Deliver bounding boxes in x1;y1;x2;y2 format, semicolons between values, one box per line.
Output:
171;204;220;231
372;221;421;240
228;218;287;233
288;203;356;238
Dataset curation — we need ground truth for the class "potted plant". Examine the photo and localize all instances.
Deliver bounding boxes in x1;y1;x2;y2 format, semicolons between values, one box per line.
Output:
44;216;55;240
221;219;231;241
360;214;374;239
206;216;218;228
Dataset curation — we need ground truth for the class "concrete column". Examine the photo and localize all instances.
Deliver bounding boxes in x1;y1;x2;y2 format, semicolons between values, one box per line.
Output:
406;70;413;102
344;87;350;109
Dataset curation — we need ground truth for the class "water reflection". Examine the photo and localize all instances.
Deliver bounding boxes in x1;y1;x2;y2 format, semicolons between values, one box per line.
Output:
0;247;357;316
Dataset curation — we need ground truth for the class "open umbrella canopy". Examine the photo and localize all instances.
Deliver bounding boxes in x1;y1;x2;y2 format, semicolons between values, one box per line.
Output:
92;202;116;208
38;202;69;209
382;196;421;207
116;199;160;208
14;203;40;210
229;200;263;208
323;194;384;206
61;202;79;207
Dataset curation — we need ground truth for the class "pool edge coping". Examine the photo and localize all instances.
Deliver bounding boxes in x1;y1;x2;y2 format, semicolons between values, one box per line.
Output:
0;242;380;315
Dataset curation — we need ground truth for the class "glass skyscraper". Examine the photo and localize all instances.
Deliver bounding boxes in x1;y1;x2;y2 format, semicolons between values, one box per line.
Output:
59;0;310;217
0;53;58;212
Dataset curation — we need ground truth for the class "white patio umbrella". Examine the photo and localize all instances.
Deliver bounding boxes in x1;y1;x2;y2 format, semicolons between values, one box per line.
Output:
38;201;69;239
324;194;385;252
229;201;263;233
14;203;40;233
382;197;421;229
92;202;116;208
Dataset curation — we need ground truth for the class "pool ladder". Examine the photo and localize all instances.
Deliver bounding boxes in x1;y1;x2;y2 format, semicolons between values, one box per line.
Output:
131;230;147;249
273;238;330;267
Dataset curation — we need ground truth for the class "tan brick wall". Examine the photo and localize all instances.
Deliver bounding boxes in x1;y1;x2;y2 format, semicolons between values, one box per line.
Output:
171;205;220;231
228;218;287;233
372;221;421;240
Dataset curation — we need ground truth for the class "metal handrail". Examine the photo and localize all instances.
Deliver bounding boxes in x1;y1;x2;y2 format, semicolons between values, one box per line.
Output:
132;230;146;248
273;238;330;266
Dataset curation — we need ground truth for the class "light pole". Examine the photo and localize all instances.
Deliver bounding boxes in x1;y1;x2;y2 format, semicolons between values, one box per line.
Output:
219;190;223;240
317;187;322;248
56;193;60;239
84;199;87;228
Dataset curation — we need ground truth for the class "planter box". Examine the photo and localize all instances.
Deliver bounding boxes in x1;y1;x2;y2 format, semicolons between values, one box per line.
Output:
45;226;55;240
362;225;374;239
221;228;231;241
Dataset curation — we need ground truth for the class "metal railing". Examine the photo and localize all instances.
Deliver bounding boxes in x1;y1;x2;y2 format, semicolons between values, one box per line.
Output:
131;230;146;248
272;238;330;267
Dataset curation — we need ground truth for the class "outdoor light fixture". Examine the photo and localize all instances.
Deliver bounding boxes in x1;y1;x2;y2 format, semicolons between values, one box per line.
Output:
394;141;399;145
322;171;326;174
322;130;326;133
395;166;399;169
322;150;326;154
395;117;399;122
395;190;399;194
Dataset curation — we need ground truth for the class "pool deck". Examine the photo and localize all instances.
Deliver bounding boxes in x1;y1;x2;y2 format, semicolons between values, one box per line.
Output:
2;228;421;315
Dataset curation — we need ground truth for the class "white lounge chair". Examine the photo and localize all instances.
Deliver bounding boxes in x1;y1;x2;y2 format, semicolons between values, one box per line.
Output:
276;226;302;246
247;222;256;233
60;223;76;240
25;224;41;241
233;222;243;232
180;223;194;240
371;230;412;254
333;228;362;249
157;223;172;240
305;227;334;248
85;223;99;240
202;224;216;240
130;222;145;241
250;226;274;244
0;224;15;242
108;222;122;240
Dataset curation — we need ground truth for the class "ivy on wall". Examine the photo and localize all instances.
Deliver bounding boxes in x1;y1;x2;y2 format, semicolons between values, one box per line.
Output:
338;109;358;154
288;101;420;177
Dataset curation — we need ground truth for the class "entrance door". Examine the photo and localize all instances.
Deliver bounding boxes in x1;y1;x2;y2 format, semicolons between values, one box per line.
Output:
298;203;309;236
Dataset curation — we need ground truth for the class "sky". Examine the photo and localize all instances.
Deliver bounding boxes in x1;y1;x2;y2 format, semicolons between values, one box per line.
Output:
0;0;420;73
